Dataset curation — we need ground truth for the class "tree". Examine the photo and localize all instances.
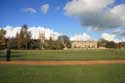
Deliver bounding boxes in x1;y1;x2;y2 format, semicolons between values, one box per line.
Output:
0;29;6;49
16;25;32;49
98;38;117;48
7;38;17;49
22;25;32;49
54;40;64;49
31;39;41;49
16;32;24;49
97;38;108;48
43;39;64;50
43;38;55;49
118;42;125;49
57;35;71;48
105;41;116;48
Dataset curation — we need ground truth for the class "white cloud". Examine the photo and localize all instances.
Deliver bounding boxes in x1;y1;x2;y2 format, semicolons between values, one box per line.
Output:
64;0;125;30
112;27;125;36
101;33;121;43
122;38;125;42
41;4;49;14
2;26;62;40
64;0;113;16
28;27;62;40
3;26;21;38
22;8;37;13
70;33;92;41
111;4;125;20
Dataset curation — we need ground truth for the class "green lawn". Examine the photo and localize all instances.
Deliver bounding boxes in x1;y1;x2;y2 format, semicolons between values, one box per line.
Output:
0;49;125;61
0;64;125;83
0;49;125;83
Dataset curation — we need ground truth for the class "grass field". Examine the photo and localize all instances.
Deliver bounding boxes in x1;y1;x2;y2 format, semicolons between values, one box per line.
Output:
0;49;125;61
0;49;125;83
0;64;125;83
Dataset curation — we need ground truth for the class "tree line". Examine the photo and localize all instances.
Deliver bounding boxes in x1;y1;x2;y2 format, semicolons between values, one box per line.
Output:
97;39;125;49
0;25;71;49
0;25;125;49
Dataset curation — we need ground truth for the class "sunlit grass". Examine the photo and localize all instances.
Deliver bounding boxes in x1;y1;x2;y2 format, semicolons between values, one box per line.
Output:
0;64;125;83
0;49;125;61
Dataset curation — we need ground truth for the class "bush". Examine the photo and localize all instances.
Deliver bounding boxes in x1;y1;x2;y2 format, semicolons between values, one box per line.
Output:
43;40;64;50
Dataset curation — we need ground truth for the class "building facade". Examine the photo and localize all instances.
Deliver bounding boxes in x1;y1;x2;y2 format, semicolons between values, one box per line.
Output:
39;32;45;49
71;41;97;48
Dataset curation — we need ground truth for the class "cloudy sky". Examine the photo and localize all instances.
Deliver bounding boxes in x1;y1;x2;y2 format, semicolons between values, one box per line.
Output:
0;0;125;42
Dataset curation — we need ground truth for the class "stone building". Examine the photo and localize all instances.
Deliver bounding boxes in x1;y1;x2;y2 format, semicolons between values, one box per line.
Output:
71;41;97;48
39;32;45;49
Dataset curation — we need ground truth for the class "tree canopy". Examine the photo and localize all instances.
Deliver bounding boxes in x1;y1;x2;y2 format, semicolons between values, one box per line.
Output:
57;35;71;48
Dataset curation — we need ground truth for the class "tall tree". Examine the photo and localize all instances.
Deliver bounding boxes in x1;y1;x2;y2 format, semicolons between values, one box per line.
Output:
0;29;6;49
16;32;24;49
16;25;32;49
57;35;71;48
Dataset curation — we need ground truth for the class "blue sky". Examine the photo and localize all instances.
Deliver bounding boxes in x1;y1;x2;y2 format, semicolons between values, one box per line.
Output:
0;0;83;36
0;0;125;42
